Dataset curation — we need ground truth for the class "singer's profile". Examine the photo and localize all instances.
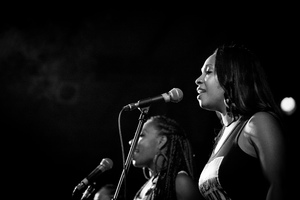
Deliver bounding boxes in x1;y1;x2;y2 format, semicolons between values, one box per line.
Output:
195;43;287;200
129;115;201;200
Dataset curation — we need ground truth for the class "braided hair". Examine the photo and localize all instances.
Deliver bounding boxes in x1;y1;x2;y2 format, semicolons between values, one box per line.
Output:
149;115;195;200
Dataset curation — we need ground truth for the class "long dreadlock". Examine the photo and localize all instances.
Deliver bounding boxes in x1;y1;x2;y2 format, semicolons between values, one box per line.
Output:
149;115;196;200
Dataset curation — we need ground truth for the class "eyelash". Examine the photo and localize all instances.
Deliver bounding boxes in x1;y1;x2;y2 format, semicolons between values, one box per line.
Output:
203;70;212;76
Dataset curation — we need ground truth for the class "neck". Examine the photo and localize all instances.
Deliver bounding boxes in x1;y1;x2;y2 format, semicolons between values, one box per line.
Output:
148;168;159;177
220;113;238;127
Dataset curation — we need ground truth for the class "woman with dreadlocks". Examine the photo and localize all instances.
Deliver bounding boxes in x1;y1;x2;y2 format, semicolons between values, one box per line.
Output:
130;115;201;200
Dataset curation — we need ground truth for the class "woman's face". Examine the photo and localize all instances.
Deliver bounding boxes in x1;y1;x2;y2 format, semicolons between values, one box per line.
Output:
131;119;163;170
195;53;225;113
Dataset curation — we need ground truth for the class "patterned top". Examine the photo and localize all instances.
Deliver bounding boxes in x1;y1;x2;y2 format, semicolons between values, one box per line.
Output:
198;119;268;200
133;171;188;200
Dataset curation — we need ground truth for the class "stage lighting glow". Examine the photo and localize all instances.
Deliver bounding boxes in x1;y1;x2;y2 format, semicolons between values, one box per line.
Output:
280;97;296;115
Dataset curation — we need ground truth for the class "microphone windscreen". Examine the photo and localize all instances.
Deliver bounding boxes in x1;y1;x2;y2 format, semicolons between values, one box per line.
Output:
100;158;113;170
169;88;183;103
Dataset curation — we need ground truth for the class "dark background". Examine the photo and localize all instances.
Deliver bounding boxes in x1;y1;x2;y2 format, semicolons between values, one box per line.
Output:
1;6;298;200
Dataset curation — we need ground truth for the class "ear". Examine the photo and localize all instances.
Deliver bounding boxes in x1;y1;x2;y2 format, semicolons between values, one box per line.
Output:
158;135;168;150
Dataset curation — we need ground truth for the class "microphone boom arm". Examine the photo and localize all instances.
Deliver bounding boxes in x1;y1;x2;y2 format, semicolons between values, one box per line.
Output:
113;106;150;200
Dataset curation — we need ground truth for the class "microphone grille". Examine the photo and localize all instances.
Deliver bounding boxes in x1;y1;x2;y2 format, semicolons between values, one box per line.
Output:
100;158;113;170
169;88;183;103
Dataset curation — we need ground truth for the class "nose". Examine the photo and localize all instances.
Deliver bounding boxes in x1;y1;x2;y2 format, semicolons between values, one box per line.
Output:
195;75;203;85
129;139;133;146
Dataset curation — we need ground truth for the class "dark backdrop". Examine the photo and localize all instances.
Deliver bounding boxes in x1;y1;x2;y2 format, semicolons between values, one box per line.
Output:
1;6;297;200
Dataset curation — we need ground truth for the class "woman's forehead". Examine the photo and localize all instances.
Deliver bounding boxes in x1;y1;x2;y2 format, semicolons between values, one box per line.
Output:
202;53;216;71
143;120;157;132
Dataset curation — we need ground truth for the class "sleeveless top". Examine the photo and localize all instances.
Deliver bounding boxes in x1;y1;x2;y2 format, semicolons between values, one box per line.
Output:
198;118;268;200
134;171;188;200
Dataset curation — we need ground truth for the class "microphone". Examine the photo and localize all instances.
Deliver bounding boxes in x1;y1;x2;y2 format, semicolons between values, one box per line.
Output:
81;184;96;200
123;88;183;111
73;158;113;195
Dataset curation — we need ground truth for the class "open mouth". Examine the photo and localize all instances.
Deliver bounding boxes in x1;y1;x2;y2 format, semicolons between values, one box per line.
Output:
133;149;139;154
197;87;206;94
196;88;206;99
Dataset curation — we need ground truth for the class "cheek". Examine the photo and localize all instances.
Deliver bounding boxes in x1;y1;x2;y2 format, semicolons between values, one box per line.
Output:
216;85;225;98
211;75;224;94
212;85;225;101
139;139;158;152
203;83;225;108
207;79;223;96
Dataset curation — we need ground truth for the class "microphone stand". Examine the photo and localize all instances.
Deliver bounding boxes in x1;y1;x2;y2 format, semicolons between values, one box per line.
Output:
112;107;150;200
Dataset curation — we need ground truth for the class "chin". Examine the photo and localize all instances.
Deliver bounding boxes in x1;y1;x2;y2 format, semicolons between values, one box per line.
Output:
199;100;211;110
199;101;207;109
132;160;141;168
197;100;203;107
132;160;137;165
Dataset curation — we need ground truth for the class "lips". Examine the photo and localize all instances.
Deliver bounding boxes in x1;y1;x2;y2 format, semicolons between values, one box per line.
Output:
133;149;139;156
197;87;206;97
196;87;206;100
196;87;206;94
132;150;138;161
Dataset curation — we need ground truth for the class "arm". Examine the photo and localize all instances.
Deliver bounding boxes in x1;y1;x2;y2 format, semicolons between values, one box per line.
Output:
245;112;287;200
175;172;203;200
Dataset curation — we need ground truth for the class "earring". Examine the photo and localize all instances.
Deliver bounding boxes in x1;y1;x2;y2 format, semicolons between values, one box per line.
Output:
142;167;151;180
153;150;168;172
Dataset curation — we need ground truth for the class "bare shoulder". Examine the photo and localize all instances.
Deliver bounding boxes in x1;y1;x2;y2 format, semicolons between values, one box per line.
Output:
176;172;194;188
241;111;286;161
175;172;202;200
249;111;279;124
244;111;282;138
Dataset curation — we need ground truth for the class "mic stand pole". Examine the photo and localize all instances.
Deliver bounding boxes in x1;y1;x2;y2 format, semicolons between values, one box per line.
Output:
113;107;150;200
